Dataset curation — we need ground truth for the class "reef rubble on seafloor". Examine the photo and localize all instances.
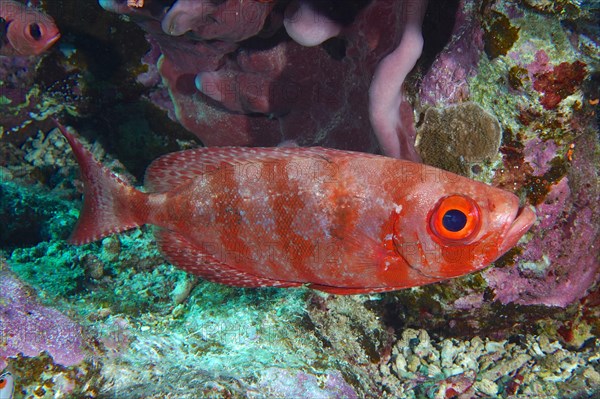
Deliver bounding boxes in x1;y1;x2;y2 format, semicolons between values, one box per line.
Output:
0;0;599;398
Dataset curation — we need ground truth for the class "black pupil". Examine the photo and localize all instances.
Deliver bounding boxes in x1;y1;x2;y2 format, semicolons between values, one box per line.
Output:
442;209;467;232
29;23;42;40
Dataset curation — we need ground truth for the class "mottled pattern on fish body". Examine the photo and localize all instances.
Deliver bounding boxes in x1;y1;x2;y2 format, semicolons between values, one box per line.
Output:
59;124;535;294
147;149;402;290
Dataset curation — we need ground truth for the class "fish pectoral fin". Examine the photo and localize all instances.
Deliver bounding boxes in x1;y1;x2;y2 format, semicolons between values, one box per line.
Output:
155;229;301;288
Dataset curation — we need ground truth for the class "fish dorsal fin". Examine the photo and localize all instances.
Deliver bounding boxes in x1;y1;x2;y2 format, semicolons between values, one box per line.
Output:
144;147;221;192
144;146;374;192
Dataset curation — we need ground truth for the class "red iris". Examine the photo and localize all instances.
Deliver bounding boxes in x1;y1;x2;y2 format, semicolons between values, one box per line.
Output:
429;195;481;244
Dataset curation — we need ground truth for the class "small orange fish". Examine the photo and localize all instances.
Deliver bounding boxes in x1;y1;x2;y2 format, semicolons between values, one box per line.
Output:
0;0;60;56
57;123;535;294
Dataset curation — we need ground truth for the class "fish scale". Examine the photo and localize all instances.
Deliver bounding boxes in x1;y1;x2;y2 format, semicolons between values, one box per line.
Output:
56;123;535;295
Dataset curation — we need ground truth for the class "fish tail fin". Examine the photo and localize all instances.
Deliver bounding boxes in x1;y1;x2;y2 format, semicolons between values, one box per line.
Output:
56;122;148;245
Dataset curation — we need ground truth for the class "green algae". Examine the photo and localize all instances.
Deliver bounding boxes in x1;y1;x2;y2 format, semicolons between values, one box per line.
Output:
0;179;78;247
0;176;84;296
484;11;520;59
508;65;529;90
9;242;86;297
521;0;595;21
524;156;569;205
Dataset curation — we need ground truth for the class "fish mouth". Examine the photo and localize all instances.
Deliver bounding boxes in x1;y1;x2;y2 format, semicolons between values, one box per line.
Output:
498;205;536;254
35;32;61;54
47;33;61;47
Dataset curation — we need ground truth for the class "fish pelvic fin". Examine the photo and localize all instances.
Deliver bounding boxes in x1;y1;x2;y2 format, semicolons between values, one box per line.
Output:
56;122;148;245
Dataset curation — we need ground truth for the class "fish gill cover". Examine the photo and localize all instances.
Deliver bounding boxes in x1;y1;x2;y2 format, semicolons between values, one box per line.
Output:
0;0;598;398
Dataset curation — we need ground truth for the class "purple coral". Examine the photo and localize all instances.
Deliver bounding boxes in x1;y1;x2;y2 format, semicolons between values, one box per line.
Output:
419;0;484;107
485;134;600;307
0;270;86;370
256;368;358;399
523;137;558;176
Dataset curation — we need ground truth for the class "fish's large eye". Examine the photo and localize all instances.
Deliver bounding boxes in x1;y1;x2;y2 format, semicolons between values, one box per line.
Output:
0;376;6;388
429;195;480;244
29;23;42;40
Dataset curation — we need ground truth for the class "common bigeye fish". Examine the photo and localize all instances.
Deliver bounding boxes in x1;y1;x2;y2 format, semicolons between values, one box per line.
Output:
0;0;60;56
0;372;14;399
57;123;535;294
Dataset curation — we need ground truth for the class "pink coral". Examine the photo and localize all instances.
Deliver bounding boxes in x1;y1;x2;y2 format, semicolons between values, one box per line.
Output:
160;0;272;41
284;0;343;47
368;0;427;160
99;0;436;159
525;49;552;76
523;137;558;175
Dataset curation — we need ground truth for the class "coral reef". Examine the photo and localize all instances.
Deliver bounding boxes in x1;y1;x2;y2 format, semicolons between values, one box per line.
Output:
98;0;434;159
0;0;599;398
415;102;502;176
379;328;600;398
486;132;599;308
470;2;599;308
419;0;484;107
0;266;86;371
3;351;102;399
531;58;587;110
255;368;358;399
0;55;68;145
414;0;599;311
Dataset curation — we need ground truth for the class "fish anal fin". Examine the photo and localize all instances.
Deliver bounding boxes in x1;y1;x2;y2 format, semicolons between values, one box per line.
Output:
156;229;300;288
308;283;403;295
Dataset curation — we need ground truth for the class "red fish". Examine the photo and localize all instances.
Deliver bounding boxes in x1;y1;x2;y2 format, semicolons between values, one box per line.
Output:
57;123;535;294
0;0;60;56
